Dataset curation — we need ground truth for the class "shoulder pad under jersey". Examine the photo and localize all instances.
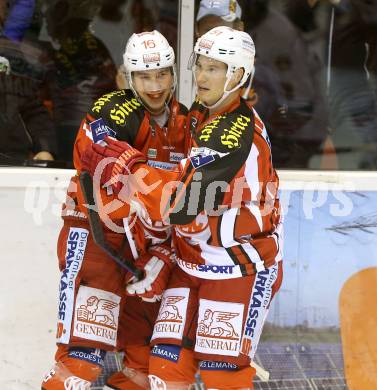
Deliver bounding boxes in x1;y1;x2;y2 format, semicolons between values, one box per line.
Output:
195;100;255;153
89;89;146;143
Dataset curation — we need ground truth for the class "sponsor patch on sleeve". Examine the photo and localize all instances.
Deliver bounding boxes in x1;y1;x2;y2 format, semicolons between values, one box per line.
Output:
189;154;215;169
189;147;228;168
90;118;116;143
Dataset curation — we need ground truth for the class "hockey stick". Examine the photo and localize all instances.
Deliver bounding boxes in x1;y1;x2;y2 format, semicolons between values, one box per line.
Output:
79;171;143;279
251;361;270;382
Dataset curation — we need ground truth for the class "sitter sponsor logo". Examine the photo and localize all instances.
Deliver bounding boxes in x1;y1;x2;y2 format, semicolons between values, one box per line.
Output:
108;99;142;126
198;115;226;142
195;299;244;357
92;90;128;114
73;286;120;346
220;115;251;149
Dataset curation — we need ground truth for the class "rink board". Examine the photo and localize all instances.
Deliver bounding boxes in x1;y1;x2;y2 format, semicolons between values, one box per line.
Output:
1;168;377;389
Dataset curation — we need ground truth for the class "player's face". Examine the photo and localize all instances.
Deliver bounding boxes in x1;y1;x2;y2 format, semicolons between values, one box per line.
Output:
132;68;174;115
194;55;227;106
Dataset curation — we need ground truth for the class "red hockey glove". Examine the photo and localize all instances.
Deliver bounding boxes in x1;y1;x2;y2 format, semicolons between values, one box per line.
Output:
126;245;176;302
81;136;146;193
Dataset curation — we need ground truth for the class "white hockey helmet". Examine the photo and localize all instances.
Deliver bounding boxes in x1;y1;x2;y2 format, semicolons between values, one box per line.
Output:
123;30;177;104
123;30;175;72
191;26;255;108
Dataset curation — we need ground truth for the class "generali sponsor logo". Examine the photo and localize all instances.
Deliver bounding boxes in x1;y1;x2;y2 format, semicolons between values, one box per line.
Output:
152;288;189;341
73;286;120;346
195;299;244;357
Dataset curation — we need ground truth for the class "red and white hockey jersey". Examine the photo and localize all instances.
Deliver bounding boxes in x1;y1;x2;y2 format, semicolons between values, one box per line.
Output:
128;97;283;278
63;88;189;253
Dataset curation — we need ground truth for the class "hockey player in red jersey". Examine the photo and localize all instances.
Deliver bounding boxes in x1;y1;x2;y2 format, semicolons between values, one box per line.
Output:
41;31;190;390
82;26;284;389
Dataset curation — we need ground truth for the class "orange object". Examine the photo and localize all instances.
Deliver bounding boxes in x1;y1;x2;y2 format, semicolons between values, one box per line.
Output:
200;364;256;389
339;267;377;390
149;346;198;385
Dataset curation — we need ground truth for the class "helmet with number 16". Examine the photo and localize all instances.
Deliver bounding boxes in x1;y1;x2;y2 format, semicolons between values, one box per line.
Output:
123;30;177;115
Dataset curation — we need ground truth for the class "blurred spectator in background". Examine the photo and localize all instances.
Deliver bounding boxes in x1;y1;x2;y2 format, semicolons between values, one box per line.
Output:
243;0;329;168
91;0;171;67
153;0;179;53
284;0;377;169
3;0;35;41
92;0;180;91
324;0;377;169
0;0;57;163
194;0;293;168
195;0;244;36
42;0;117;162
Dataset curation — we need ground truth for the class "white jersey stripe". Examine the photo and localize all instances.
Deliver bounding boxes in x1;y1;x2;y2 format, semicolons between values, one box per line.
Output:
83;121;93;141
244;144;260;202
241;242;265;272
220;207;238;247
245;201;263;232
